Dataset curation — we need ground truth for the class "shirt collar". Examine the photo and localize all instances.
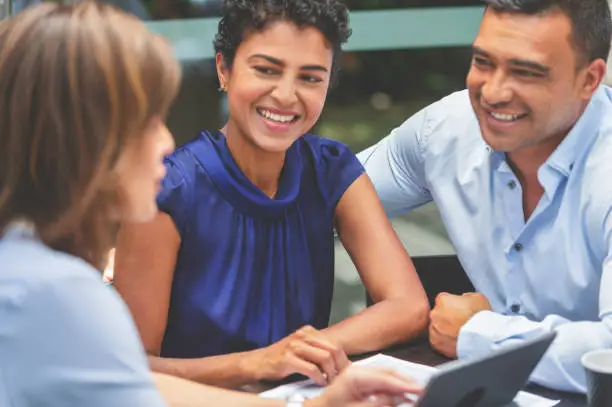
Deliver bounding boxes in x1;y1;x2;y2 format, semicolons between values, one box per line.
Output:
545;85;606;176
1;219;38;240
489;147;507;173
489;86;606;177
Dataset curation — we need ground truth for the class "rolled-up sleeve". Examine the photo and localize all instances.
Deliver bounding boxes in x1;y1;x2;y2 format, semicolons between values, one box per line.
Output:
457;206;612;393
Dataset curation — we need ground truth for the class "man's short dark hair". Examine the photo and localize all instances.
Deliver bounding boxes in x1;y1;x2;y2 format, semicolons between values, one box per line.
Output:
483;0;611;63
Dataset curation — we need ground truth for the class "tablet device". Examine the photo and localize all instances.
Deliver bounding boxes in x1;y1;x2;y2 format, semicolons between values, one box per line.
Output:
416;331;557;407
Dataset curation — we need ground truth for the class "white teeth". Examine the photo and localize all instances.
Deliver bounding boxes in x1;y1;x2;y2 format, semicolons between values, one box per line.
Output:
257;108;297;123
490;112;523;122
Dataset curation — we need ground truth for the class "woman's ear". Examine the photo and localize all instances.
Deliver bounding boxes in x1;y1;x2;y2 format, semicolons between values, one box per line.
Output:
216;53;229;92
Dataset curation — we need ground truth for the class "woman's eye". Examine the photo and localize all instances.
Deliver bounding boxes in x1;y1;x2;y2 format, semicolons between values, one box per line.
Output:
254;66;277;75
300;75;323;83
473;56;491;67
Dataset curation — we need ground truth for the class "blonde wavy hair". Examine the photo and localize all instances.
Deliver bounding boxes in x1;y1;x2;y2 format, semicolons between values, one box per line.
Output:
0;2;181;269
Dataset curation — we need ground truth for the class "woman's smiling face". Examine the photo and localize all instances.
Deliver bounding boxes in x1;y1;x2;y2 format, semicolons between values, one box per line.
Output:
217;20;333;153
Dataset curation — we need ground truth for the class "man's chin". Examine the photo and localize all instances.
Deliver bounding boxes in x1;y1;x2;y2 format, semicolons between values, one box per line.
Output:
479;127;524;153
485;142;515;153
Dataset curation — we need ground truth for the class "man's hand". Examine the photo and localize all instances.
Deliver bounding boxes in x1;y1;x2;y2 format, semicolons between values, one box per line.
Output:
429;292;491;358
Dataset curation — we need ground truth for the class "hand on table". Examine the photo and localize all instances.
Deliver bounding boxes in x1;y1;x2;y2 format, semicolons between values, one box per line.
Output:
244;325;350;385
429;292;491;358
307;366;423;407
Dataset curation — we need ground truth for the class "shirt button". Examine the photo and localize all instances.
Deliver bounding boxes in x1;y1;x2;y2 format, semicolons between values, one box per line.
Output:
510;304;521;313
507;180;517;190
513;243;523;252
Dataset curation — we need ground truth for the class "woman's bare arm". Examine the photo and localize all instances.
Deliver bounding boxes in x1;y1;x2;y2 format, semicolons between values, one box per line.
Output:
152;366;423;407
114;212;260;388
114;213;343;388
324;174;430;354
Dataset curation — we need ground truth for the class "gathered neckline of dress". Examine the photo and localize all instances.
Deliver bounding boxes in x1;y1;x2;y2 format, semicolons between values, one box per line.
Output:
192;130;303;217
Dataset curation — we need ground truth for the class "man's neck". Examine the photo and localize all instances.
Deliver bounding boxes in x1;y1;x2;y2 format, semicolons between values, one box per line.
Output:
506;132;567;182
506;132;568;221
506;99;590;181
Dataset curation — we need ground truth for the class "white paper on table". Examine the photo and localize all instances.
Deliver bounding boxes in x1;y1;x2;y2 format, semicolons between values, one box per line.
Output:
259;354;559;406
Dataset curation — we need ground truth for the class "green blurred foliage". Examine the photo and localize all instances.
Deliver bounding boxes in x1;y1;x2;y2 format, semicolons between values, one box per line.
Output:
315;46;471;151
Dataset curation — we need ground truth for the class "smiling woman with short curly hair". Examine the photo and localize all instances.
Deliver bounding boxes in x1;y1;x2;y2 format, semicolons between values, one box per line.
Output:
114;0;429;390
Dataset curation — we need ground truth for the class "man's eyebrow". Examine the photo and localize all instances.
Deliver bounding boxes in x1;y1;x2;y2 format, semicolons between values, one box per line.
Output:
472;46;550;73
508;58;551;73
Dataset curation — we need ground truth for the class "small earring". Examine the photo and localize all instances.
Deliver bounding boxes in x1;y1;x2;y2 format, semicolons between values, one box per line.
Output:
218;83;227;92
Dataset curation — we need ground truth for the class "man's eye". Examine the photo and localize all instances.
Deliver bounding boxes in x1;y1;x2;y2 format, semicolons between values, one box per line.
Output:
514;69;544;78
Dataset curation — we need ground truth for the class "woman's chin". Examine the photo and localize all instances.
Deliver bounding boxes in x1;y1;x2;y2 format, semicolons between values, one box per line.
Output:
122;203;158;224
253;134;302;154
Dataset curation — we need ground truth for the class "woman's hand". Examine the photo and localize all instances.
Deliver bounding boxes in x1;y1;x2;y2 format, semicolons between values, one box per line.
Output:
307;366;423;407
243;325;350;385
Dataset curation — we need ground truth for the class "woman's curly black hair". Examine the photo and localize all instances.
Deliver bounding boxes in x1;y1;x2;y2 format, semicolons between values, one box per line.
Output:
213;0;352;84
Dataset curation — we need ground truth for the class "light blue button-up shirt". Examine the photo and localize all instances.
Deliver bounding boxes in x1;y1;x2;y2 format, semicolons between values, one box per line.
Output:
358;87;612;393
0;224;167;406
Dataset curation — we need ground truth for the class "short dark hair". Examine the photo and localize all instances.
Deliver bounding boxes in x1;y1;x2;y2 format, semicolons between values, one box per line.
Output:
213;0;352;83
483;0;612;63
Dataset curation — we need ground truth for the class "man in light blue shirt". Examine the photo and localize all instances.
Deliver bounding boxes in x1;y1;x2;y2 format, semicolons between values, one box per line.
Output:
358;0;612;394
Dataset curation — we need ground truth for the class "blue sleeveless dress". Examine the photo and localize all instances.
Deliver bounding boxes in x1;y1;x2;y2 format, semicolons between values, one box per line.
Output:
157;131;364;358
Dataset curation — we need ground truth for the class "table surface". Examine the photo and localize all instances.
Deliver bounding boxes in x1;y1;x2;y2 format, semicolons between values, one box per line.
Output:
363;337;587;407
255;337;587;406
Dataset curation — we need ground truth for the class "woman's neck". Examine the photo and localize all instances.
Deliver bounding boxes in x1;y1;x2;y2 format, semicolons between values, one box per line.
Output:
221;123;285;199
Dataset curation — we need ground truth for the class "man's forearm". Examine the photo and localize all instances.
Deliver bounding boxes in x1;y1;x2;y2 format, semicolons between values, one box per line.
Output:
458;311;612;393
